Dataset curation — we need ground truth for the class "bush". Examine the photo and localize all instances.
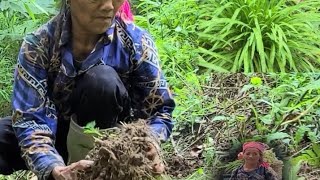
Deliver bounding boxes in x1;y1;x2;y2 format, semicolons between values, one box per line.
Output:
197;0;320;73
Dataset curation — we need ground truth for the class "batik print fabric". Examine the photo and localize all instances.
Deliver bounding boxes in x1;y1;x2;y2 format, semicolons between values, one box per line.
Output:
229;165;278;180
11;9;175;180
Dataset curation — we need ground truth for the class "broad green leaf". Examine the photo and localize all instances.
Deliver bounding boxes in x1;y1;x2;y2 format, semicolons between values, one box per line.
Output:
266;132;291;143
294;125;310;145
198;59;230;73
300;79;320;91
31;1;49;16
84;121;96;130
260;114;273;125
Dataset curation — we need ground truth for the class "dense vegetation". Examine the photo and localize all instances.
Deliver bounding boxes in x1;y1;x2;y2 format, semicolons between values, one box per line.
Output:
0;0;319;179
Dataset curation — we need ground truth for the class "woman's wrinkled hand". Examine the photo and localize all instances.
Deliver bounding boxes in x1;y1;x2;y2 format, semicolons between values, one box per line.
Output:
52;160;94;180
145;142;165;175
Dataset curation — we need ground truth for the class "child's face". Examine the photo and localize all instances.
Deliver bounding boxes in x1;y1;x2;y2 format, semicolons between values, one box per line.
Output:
243;147;261;164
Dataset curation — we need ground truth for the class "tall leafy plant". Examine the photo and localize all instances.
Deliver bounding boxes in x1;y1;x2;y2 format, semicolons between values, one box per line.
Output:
291;143;320;168
0;0;55;19
0;44;16;116
0;0;56;116
197;0;320;73
133;0;200;77
0;0;56;40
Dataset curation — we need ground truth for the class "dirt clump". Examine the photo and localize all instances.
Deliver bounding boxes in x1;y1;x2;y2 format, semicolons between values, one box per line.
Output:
165;155;204;178
77;120;164;180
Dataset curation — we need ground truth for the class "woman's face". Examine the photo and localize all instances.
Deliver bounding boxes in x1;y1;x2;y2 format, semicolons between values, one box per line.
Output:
243;148;261;165
70;0;125;34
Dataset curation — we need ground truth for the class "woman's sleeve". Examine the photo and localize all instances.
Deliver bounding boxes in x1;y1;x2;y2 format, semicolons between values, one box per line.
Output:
11;32;65;180
266;167;280;180
229;168;239;180
130;32;176;141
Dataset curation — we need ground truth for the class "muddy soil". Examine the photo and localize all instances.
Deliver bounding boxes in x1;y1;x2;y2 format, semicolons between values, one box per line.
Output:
77;120;164;180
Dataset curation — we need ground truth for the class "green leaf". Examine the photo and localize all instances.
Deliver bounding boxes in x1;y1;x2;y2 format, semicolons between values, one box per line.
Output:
313;144;320;157
84;121;96;130
301;79;320;91
242;42;250;73
266;132;291;143
294;125;310;145
253;18;266;72
212;116;228;122
23;3;35;21
240;84;254;93
174;26;182;32
250;76;262;85
198;58;230;73
196;0;320;72
269;44;276;72
260;114;273;125
197;168;204;175
31;1;49;16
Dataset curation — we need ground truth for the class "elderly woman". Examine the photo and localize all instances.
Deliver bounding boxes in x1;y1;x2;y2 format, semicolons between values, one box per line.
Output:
229;142;279;180
0;0;175;179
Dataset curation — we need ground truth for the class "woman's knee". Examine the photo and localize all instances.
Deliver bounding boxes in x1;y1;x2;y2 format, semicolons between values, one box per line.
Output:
75;65;127;100
70;65;130;128
85;65;122;87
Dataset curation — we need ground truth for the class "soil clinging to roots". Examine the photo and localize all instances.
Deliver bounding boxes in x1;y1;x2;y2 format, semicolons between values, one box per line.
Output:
77;120;163;180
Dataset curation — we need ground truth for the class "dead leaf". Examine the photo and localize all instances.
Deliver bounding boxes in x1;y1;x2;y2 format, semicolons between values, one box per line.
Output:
190;145;204;157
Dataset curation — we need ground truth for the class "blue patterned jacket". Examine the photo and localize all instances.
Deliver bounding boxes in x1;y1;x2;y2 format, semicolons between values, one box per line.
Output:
229;165;278;180
11;9;175;180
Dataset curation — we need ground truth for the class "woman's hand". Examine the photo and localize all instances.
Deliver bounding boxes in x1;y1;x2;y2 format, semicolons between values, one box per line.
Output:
133;135;165;175
145;142;165;174
51;160;94;180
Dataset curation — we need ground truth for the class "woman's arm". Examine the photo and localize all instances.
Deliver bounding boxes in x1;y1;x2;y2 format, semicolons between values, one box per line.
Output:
130;32;175;141
266;167;280;180
12;32;65;180
229;167;239;180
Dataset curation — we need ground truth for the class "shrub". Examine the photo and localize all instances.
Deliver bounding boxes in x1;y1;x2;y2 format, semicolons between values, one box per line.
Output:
197;0;320;73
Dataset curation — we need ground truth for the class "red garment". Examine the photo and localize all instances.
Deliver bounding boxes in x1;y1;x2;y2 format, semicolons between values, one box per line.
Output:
260;161;270;168
117;0;134;22
243;141;267;152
